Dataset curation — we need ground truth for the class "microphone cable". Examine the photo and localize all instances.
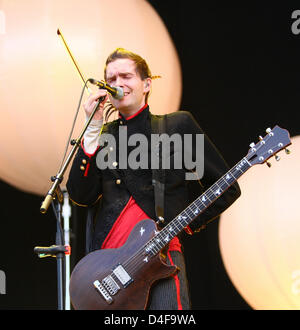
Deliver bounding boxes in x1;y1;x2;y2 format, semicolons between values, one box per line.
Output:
58;79;90;173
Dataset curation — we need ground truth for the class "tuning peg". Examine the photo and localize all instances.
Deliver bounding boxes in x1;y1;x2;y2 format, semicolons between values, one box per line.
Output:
275;155;280;161
266;128;272;133
259;136;263;141
249;142;255;148
285;148;291;154
266;161;272;168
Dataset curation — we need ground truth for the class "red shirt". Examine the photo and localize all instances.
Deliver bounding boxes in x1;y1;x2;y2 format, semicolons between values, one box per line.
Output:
101;196;182;252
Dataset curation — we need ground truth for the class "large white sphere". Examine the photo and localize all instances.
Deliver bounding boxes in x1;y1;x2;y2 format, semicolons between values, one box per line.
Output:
0;0;181;195
219;136;300;309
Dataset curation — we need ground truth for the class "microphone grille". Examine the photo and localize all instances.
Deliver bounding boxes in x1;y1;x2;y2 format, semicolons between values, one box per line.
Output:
114;86;124;100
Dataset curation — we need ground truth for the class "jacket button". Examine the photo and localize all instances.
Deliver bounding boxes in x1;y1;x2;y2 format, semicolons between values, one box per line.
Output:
82;159;87;164
80;165;85;171
116;179;121;185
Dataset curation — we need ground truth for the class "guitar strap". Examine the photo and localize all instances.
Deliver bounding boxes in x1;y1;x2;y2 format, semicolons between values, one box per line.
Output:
150;115;167;226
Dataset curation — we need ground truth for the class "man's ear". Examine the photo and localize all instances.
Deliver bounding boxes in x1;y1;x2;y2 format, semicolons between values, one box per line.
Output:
144;78;152;92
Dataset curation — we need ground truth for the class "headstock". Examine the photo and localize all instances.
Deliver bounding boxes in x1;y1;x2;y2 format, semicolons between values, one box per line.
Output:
246;126;291;167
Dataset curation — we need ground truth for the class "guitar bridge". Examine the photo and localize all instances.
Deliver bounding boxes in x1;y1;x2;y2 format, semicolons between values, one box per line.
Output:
93;280;113;304
102;275;120;295
93;274;120;305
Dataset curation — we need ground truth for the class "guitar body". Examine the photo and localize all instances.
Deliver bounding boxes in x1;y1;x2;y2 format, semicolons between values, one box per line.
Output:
69;219;178;310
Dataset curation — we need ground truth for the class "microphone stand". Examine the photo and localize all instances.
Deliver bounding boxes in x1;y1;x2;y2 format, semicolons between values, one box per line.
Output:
37;96;105;310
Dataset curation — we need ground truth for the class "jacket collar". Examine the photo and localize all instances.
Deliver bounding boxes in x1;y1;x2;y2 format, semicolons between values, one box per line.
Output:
118;104;149;124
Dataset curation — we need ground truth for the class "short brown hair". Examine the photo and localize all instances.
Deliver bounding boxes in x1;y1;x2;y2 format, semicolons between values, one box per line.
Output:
104;47;152;81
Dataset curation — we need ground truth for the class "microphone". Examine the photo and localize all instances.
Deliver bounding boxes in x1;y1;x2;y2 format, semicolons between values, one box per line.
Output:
88;78;124;100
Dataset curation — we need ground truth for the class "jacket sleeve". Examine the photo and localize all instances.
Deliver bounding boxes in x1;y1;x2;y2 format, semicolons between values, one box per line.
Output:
181;111;241;233
66;140;102;207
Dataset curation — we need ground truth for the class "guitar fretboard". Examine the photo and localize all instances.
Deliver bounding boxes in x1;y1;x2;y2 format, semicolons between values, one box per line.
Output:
144;157;251;255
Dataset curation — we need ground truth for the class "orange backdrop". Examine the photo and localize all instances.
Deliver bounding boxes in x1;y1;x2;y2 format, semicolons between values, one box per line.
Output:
0;0;182;195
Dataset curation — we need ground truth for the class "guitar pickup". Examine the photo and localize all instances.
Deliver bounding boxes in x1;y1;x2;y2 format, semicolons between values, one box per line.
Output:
113;264;133;288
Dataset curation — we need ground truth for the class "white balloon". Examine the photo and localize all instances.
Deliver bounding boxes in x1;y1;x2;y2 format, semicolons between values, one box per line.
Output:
219;135;300;309
0;0;182;195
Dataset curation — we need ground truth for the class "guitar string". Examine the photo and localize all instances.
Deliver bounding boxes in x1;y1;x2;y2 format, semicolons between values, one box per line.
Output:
120;161;250;277
121;158;253;275
122;140;287;281
107;133;282;282
121;181;234;275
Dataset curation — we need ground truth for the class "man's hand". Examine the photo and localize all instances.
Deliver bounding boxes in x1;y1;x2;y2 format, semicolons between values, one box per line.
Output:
84;89;108;121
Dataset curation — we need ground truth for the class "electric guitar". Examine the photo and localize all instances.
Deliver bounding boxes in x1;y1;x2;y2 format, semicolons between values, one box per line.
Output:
69;126;291;310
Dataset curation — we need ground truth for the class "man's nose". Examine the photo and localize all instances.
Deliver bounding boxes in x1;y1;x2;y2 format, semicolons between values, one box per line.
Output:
115;76;124;87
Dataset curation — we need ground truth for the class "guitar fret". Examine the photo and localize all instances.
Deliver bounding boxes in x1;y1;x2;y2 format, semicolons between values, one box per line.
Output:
224;174;232;185
172;217;187;234
173;218;182;230
204;193;212;202
219;180;230;192
186;205;201;221
200;193;210;206
194;199;205;212
228;171;236;180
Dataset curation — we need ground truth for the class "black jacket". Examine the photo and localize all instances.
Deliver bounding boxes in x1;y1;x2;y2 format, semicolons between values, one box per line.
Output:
66;106;241;251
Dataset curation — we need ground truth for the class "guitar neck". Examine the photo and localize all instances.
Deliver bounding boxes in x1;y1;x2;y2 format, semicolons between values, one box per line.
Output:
146;157;252;253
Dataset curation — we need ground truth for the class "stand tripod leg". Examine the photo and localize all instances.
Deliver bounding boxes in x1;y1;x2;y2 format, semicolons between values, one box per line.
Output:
62;191;71;310
56;251;64;310
53;201;65;310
